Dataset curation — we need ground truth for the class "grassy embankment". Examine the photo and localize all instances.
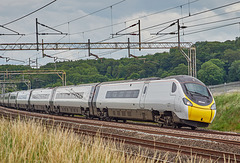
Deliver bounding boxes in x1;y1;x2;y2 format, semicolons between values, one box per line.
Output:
0;118;169;163
208;92;240;132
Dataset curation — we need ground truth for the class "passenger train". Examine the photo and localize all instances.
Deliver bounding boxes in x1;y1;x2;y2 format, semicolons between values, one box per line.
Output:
0;75;216;129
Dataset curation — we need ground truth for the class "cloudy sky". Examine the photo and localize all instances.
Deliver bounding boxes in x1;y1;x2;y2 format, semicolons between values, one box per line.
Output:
1;0;240;66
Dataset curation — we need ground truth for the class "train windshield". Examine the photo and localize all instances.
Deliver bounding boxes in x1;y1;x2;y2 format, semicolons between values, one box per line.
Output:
184;83;210;97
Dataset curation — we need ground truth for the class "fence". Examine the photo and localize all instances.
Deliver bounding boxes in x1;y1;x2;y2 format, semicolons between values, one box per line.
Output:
208;81;240;95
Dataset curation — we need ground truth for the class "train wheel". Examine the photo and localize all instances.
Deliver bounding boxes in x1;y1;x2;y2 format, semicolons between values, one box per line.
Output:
158;123;164;127
172;124;178;129
55;107;60;115
177;124;182;129
106;117;111;121
191;126;196;130
47;107;52;114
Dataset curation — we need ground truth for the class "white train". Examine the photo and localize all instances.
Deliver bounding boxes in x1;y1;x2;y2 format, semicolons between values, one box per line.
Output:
0;75;216;129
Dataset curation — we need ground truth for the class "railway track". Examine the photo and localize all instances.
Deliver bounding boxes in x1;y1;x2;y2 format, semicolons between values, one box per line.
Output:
4;107;238;146
0;106;240;162
126;121;240;137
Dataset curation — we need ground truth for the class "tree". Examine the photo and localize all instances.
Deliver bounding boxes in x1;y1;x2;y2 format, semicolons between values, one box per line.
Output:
117;64;127;79
208;59;225;69
198;61;225;85
228;60;240;82
171;63;188;75
127;73;140;80
222;49;240;65
105;66;112;78
140;62;157;77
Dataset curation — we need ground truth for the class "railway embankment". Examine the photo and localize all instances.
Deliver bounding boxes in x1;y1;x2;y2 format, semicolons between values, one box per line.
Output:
0;117;157;163
208;92;240;132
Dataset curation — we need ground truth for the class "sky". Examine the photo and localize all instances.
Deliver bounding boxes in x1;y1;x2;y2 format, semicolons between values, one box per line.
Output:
0;0;240;67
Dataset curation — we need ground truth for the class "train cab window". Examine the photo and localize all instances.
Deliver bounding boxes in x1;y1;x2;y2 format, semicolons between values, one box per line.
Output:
171;82;177;93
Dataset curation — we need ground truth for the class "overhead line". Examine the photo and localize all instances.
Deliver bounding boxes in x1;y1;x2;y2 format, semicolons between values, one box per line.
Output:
187;16;240;28
148;21;240;42
144;15;240;42
52;0;126;28
2;0;57;26
71;0;199;35
184;8;240;25
98;1;240;43
185;21;240;36
141;1;240;31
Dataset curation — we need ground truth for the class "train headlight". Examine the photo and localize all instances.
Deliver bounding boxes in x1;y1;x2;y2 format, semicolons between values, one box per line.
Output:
183;98;193;106
211;103;216;110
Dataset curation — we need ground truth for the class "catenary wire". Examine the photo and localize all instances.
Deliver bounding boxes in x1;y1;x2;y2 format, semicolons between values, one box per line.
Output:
2;0;57;26
96;1;240;43
50;0;126;29
70;0;199;36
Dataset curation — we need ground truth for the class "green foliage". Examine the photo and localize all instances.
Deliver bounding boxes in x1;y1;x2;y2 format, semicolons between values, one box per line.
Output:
222;49;240;65
208;93;240;132
228;60;240;82
198;60;225;85
171;63;188;75
127;73;140;80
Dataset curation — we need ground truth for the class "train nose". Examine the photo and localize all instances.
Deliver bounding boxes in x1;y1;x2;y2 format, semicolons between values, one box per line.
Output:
188;106;213;123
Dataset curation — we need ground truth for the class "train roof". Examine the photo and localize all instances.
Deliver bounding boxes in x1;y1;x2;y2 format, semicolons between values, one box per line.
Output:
55;83;98;89
1;76;206;95
98;75;203;85
164;75;205;85
99;75;205;85
98;77;162;85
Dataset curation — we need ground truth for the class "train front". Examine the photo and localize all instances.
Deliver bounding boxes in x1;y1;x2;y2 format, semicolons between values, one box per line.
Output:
177;76;216;128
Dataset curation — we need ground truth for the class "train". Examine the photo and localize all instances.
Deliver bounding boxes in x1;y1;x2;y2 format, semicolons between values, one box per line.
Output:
0;75;216;129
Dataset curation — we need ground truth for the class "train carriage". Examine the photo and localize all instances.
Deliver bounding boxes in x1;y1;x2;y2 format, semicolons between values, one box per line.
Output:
3;93;10;107
0;94;4;106
94;75;216;128
51;84;96;115
95;80;151;121
29;88;54;112
167;75;216;128
16;90;32;110
9;92;18;108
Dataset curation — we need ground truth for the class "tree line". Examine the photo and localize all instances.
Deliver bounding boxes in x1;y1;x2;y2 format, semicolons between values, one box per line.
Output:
1;37;240;90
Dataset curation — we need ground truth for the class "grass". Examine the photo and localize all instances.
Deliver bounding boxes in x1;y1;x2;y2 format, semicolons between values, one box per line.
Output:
0;117;167;163
208;92;240;132
0;116;236;162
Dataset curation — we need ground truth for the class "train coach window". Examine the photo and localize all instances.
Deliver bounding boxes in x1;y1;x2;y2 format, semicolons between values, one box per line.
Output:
10;96;16;99
106;90;140;98
56;92;84;99
172;82;177;93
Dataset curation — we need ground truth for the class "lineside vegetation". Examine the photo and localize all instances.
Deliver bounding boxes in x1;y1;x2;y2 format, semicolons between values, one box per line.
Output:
0;117;215;162
208;92;240;132
0;117;162;163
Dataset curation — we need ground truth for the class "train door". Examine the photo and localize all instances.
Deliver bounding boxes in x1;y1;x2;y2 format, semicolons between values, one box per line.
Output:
170;82;179;112
139;83;149;109
49;87;58;112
